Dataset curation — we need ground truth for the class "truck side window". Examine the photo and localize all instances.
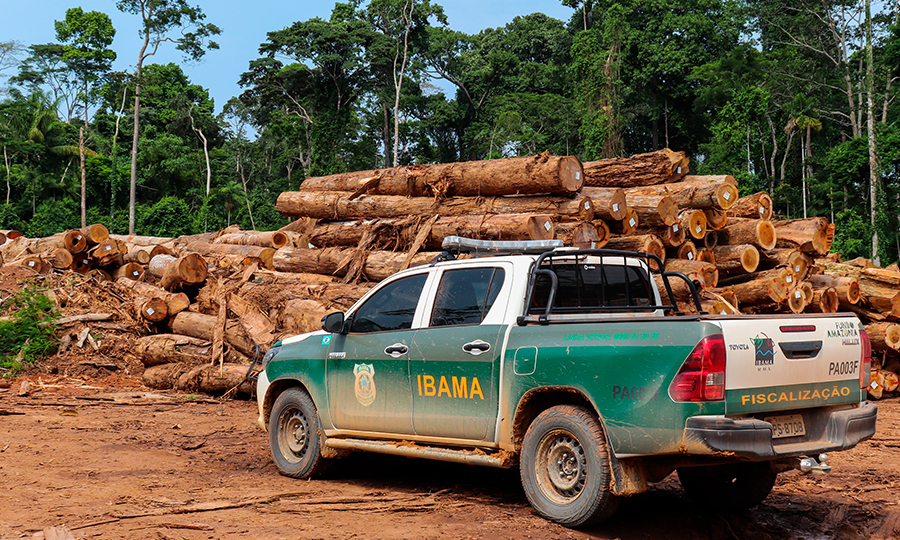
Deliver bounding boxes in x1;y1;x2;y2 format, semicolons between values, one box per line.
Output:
349;273;428;333
430;267;506;327
530;263;652;312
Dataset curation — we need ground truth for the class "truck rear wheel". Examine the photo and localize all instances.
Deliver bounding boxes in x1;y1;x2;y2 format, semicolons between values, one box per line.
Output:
269;387;328;478
520;405;620;527
677;462;777;509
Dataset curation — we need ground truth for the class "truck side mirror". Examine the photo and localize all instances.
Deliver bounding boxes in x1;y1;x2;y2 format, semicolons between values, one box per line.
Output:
322;312;346;334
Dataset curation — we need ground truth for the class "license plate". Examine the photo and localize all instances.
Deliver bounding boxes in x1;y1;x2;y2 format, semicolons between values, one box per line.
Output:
764;414;806;439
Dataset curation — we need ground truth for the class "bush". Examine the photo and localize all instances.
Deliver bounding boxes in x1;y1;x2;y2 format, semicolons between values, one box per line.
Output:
0;285;59;378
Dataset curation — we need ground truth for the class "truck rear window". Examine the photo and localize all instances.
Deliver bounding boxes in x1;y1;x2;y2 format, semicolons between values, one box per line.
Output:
529;263;653;313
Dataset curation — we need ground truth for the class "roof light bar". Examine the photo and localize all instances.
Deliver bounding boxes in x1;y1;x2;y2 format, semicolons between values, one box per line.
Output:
441;236;564;256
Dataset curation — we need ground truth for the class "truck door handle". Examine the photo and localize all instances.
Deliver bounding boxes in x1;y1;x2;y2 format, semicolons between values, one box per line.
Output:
462;340;491;356
384;343;408;357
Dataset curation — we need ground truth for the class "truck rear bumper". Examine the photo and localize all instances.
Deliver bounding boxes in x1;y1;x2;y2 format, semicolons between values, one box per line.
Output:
681;402;877;459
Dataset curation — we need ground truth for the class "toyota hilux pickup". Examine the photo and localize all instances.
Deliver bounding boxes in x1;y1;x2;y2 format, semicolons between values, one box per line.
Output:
255;237;877;527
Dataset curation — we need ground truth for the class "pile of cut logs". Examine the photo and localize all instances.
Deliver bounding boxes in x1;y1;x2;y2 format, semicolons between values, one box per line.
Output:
1;149;897;399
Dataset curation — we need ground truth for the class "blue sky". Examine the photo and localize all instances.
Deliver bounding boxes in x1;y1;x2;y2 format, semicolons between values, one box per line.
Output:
1;1;574;114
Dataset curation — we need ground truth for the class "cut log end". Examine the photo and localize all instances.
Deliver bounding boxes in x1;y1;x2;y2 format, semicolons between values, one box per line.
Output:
63;230;88;253
558;156;586;192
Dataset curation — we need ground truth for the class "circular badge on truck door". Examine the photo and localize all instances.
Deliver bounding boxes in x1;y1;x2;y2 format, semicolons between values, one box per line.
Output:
354;363;376;406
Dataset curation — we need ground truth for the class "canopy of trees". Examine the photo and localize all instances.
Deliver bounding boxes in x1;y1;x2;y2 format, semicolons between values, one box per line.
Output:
1;0;899;263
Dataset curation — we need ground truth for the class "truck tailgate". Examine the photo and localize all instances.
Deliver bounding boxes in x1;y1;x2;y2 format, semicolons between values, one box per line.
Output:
715;315;864;415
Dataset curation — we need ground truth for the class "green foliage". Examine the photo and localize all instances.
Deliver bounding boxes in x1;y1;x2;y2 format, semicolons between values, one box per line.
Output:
831;208;873;261
24;197;79;237
0;285;59;378
142;196;194;237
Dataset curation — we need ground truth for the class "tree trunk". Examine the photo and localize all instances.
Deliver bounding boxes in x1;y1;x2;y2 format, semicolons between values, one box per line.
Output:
761;249;812;279
136;296;168;322
623;181;738;210
276;191;593;221
772;217;832;255
712;244;760;274
606;208;638;235
866;322;900;352
166;311;257;358
580;187;627;220
582;149;688;187
665;259;718;288
729;192;774;220
806;287;839;313
116;277;190;315
42;248;73;270
272;247;438;281
718;218;777;250
148;253;207;291
123;248;151;265
729;271;790;307
214;231;289;249
298;152;584;197
555;222;607;249
678;209;707;240
806;274;861;305
635;223;684;248
605;235;665;263
183;241;275;270
667;240;697;261
704;207;728;230
621;193;677;227
135;334;211;367
113;262;145;281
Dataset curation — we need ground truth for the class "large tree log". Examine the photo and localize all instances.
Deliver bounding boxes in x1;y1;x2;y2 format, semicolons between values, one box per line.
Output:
806;274;861;304
713;244;760;274
42;248;73;270
606;208;638;235
729;192;774;220
555;222;606;249
772;217;832;255
702;230;718;249
175;363;255;394
729;269;791;306
113;262;145;281
665;259;718;288
0;229;21;240
580;187;627;220
703;207;727;230
623;181;739;210
582;149;688;187
182;241;275;270
667;240;697;261
109;234;175;247
137;296;168;322
605;235;665;265
678;174;737;186
697;247;716;266
88;239;121;267
116;278;190;315
276;191;594;221
166;311;258;357
62;230;88;253
718;218;777;250
678;209;707;240
70;253;91;274
636;223;684;248
297;152;584;197
271;247;439;281
123;247;151;264
148;253;207;291
865;322;900;352
80;223;109;246
622;193;678;227
761;249;812;279
214;231;289;249
805;287;839;313
135;334;211;367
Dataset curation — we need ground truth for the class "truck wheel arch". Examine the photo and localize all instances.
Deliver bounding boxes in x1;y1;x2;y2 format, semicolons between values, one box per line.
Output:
512;386;601;451
262;379;309;426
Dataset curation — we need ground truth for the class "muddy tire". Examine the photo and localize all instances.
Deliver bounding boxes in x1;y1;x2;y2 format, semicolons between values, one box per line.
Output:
268;387;328;478
677;462;777;509
520;405;620;527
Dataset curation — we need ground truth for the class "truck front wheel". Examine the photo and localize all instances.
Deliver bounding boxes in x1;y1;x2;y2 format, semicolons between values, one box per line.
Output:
269;387;328;478
520;405;620;527
677;462;777;509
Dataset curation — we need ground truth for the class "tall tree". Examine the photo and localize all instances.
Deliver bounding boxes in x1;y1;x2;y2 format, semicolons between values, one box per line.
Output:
115;0;220;234
53;8;116;227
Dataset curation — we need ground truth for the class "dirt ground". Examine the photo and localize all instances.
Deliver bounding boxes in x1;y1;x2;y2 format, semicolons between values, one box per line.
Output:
1;374;898;540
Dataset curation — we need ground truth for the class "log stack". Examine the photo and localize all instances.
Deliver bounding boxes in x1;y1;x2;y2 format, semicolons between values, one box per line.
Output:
4;149;900;401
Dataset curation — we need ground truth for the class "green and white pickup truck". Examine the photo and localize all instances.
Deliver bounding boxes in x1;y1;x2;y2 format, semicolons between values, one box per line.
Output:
255;237;877;527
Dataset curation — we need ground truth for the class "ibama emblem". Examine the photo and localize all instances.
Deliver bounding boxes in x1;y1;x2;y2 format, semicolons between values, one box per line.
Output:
751;333;776;366
354;363;376;406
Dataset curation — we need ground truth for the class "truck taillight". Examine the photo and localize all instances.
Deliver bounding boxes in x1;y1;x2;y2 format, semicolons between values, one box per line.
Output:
860;329;871;390
669;334;726;402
